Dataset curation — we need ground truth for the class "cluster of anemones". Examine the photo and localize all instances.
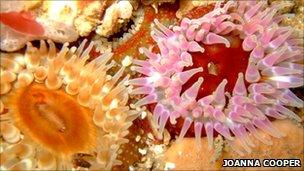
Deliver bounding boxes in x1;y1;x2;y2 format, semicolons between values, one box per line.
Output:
0;40;138;170
129;0;303;155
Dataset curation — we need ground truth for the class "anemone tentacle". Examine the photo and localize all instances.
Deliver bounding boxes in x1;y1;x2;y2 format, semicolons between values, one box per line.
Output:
0;40;138;170
129;1;303;155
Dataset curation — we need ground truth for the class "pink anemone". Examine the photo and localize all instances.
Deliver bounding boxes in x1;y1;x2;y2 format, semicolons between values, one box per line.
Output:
129;1;303;155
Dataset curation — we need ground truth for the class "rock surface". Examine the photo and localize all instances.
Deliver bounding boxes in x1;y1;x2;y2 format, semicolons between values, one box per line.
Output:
163;120;304;170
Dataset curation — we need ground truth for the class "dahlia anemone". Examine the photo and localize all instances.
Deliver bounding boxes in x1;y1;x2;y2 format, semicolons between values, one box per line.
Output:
129;0;303;155
0;40;138;170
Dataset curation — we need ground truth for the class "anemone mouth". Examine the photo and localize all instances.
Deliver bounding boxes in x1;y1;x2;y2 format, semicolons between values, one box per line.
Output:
8;84;96;156
182;35;250;100
0;39;138;170
129;1;304;154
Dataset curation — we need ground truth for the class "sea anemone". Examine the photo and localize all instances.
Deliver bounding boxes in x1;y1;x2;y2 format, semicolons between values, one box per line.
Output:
93;4;178;61
0;40;138;170
129;0;303;155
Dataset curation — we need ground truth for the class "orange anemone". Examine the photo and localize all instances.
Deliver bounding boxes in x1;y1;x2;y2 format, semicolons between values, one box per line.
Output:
9;84;97;157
